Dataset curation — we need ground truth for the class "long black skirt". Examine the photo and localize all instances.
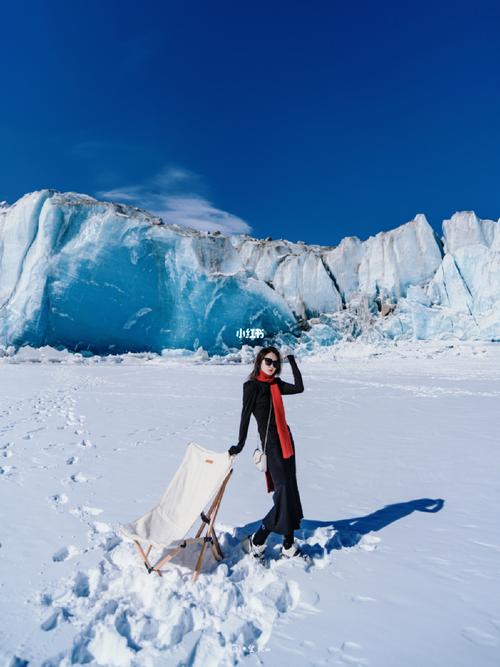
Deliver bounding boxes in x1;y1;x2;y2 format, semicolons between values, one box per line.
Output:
262;426;304;535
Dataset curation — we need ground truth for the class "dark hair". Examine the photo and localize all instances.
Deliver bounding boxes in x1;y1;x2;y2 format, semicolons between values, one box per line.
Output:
247;346;282;380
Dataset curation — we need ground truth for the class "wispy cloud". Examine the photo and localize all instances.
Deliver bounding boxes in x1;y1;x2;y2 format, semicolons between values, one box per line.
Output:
96;166;251;235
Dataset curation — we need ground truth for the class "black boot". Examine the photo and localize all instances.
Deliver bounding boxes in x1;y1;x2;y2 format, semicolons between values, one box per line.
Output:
252;524;270;546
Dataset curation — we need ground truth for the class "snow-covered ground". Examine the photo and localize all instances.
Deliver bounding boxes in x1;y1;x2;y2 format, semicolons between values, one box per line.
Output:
1;341;499;666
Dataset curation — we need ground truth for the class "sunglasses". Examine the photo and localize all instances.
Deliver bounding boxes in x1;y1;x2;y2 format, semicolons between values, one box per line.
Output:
263;357;279;368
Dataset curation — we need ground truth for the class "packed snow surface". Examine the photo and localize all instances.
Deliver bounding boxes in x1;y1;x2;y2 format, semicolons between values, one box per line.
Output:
1;341;499;666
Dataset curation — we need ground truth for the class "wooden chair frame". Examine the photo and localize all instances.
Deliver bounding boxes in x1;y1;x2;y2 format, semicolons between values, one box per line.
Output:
133;468;233;582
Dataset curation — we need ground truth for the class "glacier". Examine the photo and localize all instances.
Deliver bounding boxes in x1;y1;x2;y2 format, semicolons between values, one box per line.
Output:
0;189;499;355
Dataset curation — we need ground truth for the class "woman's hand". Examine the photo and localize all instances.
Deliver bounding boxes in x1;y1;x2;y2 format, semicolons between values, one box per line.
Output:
228;445;241;456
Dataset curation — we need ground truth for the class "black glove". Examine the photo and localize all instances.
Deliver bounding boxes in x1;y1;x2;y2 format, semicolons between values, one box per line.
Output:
286;353;295;360
228;445;241;456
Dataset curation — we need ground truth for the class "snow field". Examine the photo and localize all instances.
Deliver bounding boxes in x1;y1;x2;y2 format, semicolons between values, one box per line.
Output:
0;342;499;666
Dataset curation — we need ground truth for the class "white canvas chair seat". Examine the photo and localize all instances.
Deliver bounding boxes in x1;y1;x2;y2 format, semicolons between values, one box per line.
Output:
120;442;234;580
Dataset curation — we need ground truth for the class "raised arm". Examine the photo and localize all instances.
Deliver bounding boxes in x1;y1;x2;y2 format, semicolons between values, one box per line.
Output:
229;380;258;455
278;354;304;394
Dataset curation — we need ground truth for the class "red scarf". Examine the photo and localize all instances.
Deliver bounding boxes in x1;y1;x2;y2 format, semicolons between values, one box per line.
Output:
256;370;294;492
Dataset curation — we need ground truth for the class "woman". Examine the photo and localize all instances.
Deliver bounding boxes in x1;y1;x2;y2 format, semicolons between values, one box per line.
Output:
228;346;305;559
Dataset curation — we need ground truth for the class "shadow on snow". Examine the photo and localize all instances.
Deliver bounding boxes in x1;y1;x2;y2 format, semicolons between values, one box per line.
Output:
230;497;445;562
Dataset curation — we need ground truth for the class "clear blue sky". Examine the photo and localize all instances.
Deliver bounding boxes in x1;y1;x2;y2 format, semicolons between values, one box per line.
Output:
1;0;500;245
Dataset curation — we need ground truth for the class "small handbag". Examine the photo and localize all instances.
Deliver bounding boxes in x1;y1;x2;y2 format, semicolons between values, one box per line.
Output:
253;398;273;472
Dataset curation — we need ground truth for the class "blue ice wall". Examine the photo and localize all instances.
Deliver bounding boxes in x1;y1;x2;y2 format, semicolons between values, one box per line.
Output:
0;191;299;354
1;190;499;355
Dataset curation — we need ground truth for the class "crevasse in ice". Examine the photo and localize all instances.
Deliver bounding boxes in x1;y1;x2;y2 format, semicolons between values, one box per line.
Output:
0;190;499;354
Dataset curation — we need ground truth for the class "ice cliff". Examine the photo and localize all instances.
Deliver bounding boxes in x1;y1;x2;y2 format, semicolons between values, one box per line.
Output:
0;190;498;355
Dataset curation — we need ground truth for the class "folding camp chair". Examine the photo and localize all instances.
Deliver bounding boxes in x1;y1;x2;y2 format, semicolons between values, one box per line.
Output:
120;442;234;582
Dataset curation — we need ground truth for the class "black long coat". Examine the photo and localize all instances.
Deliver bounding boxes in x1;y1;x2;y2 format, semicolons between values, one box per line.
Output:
236;356;304;535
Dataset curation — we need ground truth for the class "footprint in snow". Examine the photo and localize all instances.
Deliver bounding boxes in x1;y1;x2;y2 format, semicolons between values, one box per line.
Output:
92;521;112;534
49;493;69;508
82;505;103;516
73;572;90;597
41;606;73;631
69;505;103;521
52;545;79;562
84;521;120;552
70;472;88;483
1;442;14;458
